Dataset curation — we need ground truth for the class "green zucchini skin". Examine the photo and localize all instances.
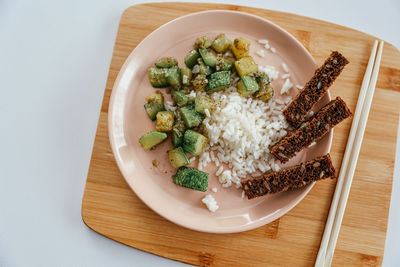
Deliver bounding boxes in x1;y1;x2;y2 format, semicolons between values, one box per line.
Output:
173;166;209;192
183;130;208;156
148;67;169;88
139;131;167;150
155;57;178;68
199;48;217;68
179;105;204;128
237;76;260;97
168;147;190;168
165;68;181;89
205;71;231;92
184;50;200;68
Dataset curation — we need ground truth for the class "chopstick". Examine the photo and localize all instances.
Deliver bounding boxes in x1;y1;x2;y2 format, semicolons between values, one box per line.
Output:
315;40;384;267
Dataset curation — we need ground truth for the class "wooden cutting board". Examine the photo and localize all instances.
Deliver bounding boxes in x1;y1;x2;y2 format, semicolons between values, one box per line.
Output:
81;3;400;266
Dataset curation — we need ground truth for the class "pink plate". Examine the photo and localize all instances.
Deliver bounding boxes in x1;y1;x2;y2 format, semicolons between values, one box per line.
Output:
108;10;332;233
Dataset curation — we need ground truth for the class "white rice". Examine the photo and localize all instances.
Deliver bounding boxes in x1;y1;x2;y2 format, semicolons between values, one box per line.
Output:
201;92;288;187
280;78;293;95
271;47;276;53
281;73;290;79
256;49;265;58
211;187;218;193
296;85;303;90
189;90;196;98
281;62;289;73
202;194;219;212
204;108;211;118
258;65;279;80
241;190;245;198
258;39;269;45
165;101;176;112
216;166;224;176
189;157;196;163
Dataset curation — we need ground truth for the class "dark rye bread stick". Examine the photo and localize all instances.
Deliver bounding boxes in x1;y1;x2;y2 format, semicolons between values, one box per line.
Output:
283;51;349;127
241;154;336;199
271;97;351;163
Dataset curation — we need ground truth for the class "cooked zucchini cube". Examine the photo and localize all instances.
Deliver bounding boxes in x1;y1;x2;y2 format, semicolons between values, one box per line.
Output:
255;75;274;102
194;36;212;49
232;37;250;59
180;68;192;86
171;120;186;147
191;74;208;92
216;54;234;71
144;90;165;120
165;68;181;89
155;57;178;68
139;131;167;150
234;56;258;76
172;91;190;107
183;130;208;156
184;50;200;68
237;76;259;97
199;48;217;68
156;111;175;132
195;95;214;114
145;90;164;103
168;147;190;168
148;67;168;88
205;71;231;92
144;102;165;121
195;58;212;76
179;105;204;128
173;166;209;192
212;33;232;53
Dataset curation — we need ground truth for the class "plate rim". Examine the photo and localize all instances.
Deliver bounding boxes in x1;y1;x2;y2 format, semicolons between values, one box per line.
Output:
108;9;333;233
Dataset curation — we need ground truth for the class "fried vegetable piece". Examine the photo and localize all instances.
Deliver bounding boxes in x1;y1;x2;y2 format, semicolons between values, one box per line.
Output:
232;37;250;59
193;58;212;76
156;111;175;132
205;71;231;92
173;166;209;192
155;57;178;68
171;120;186;147
234;56;258;76
165;67;181;89
254;75;274;102
191;74;208;92
168;147;190;168
184;50;200;68
194;36;212;49
139;131;167;150
212;33;232;53
216;54;234;71
179;105;204;128
237;76;259;97
144;90;165;120
180;68;192;86
195;95;214;114
183;130;208;156
199;48;217;68
172;91;190;107
148;67;168;88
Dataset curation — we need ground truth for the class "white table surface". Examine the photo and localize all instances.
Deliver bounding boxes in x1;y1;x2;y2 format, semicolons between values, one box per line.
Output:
1;0;399;266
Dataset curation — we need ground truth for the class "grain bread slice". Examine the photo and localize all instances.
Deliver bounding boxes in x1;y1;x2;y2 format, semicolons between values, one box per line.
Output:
241;154;335;199
283;51;349;127
271;97;351;163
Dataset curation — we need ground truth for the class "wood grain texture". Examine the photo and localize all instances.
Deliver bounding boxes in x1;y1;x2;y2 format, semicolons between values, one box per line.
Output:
81;3;400;266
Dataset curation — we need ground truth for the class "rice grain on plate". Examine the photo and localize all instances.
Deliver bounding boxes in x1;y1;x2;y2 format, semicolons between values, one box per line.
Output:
202;194;219;212
200;91;288;187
